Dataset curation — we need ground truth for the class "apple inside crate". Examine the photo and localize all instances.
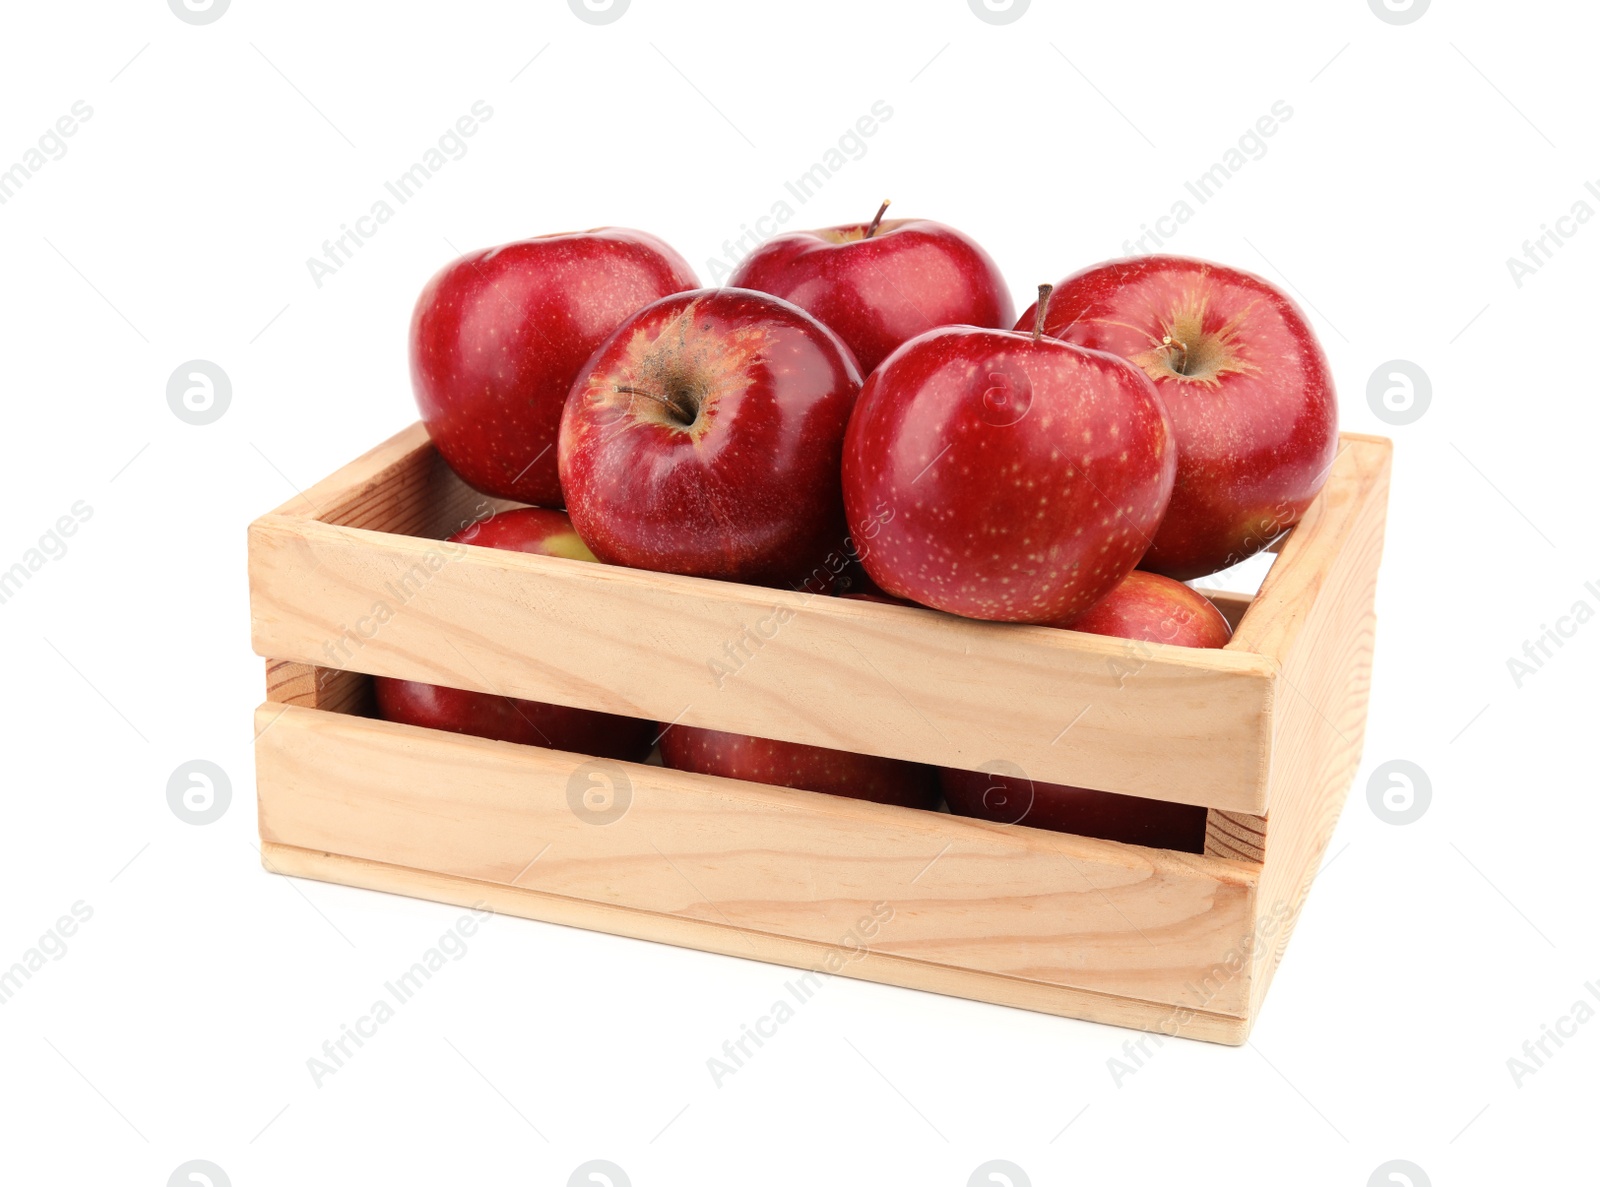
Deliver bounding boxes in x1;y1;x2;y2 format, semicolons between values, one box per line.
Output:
248;423;1391;1044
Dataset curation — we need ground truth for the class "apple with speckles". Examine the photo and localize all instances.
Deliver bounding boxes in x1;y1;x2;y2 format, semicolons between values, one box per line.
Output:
840;285;1176;625
727;201;1015;376
1019;255;1337;580
943;571;1231;851
373;508;655;761
558;287;863;589
1062;569;1232;646
410;229;698;507
659;724;940;809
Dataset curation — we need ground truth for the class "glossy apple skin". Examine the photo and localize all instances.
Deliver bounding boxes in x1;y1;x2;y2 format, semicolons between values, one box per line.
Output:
1019;255;1337;580
372;508;655;761
841;325;1175;624
659;725;940;809
452;505;598;558
943;573;1229;852
559;288;863;589
374;678;655;759
410;228;698;507
728;218;1015;375
1062;569;1232;646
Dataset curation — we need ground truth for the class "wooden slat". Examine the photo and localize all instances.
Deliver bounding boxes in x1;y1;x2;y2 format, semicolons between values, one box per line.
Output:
261;842;1250;1044
269;421;519;539
249;513;1276;811
256;703;1261;1018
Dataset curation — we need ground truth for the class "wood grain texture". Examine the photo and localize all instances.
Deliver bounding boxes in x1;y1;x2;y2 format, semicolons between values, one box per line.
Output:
260;841;1251;1044
1200;591;1261;861
247;427;1392;1042
1204;810;1268;863
264;659;371;715
249;512;1276;810
1244;437;1392;1021
256;703;1262;1017
268;420;519;538
1228;434;1391;660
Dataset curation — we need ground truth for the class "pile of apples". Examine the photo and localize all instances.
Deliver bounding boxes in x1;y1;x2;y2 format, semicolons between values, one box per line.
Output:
377;204;1337;854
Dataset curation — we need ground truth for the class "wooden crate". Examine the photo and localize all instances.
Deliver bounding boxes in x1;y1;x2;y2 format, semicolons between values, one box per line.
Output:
248;424;1391;1044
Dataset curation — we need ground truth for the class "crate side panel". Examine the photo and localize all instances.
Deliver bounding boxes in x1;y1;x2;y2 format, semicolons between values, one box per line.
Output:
261;842;1250;1044
264;421;520;539
1249;442;1391;1020
1228;435;1390;660
249;515;1275;810
256;705;1259;1016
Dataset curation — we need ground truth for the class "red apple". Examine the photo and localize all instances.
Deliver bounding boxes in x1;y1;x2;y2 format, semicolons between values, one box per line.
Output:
373;508;655;761
1064;569;1232;646
453;505;597;558
410;228;697;507
1019;255;1337;579
840;286;1176;625
558;288;862;589
658;725;939;809
943;571;1230;852
940;766;1208;853
374;678;655;760
728;201;1015;375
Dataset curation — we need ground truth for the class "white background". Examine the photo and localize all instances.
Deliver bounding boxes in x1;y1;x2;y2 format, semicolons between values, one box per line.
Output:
1;0;1594;1183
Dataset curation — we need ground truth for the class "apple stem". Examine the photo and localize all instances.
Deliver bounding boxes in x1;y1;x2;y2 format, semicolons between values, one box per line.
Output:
864;199;891;239
615;384;696;426
1161;335;1189;375
1032;283;1054;343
